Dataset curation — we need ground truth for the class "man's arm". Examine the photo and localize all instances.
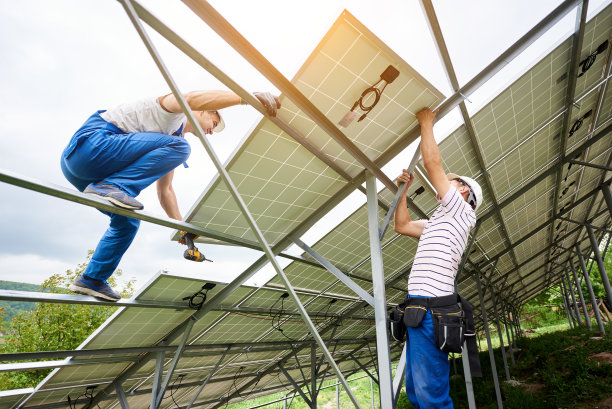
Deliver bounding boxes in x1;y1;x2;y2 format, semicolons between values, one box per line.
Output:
159;90;281;117
156;170;182;221
417;108;450;199
394;170;425;238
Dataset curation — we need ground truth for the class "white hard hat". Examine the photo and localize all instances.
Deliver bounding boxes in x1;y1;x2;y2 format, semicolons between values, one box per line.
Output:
447;173;483;212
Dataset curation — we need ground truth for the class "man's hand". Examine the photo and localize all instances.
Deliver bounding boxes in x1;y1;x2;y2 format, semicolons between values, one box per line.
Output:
397;169;414;194
253;92;281;117
179;231;199;246
416;107;439;126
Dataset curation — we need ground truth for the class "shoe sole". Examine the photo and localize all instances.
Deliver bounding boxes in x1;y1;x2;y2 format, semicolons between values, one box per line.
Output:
69;283;121;302
84;191;143;210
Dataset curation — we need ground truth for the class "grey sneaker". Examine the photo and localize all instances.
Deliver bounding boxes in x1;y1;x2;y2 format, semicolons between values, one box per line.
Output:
69;275;121;302
84;182;143;210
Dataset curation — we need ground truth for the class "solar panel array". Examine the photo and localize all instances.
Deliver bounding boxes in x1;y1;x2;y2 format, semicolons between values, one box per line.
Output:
2;3;611;409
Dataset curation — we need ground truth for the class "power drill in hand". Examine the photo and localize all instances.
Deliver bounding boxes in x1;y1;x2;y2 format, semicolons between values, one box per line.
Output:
181;232;212;263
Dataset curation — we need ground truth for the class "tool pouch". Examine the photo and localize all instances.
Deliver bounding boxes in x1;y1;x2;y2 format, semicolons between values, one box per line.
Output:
403;305;428;328
431;303;465;353
388;304;406;342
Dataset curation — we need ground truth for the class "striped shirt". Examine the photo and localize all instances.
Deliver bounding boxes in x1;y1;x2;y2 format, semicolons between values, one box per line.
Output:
407;186;476;297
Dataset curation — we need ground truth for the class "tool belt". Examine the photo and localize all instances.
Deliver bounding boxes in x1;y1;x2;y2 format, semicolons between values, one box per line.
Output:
388;293;482;377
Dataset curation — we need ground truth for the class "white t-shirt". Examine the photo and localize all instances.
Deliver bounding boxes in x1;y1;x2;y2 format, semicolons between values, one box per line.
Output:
407;186;476;297
100;97;185;135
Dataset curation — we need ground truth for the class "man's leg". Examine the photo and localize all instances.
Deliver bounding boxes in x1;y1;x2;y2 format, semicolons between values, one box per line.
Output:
410;311;454;408
404;335;420;409
84;212;141;281
64;130;190;198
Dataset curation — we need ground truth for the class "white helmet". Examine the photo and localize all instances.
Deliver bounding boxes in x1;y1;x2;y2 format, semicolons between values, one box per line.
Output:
447;173;483;211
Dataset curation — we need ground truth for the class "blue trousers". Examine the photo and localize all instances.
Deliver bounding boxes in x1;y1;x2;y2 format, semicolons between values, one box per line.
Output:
405;296;454;408
60;111;190;281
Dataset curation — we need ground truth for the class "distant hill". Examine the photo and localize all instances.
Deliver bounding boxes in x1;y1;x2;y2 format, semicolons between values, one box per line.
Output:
0;280;41;331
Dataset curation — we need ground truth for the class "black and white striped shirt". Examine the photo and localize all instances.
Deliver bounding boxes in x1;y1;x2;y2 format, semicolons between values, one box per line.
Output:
408;186;476;297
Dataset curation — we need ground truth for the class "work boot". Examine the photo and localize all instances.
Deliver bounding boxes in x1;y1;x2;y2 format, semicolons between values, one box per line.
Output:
84;182;143;210
69;275;121;302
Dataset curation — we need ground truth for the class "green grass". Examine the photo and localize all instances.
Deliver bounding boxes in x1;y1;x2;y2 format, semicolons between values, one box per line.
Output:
224;322;611;409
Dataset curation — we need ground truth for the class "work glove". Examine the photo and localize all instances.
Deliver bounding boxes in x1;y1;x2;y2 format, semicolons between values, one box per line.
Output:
253;92;281;117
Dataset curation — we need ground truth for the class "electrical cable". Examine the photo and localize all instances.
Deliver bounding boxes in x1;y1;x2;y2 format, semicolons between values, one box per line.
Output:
183;283;216;310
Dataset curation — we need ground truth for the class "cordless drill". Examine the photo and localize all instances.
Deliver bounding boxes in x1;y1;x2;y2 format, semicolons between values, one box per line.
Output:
181;232;212;262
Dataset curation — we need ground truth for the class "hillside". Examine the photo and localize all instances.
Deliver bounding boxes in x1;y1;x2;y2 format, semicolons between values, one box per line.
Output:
0;280;40;331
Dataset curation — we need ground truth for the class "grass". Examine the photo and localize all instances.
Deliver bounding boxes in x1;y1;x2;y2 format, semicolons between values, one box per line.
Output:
223;321;611;409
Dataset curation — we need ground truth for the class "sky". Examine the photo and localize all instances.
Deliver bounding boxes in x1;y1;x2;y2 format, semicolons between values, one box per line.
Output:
0;0;608;292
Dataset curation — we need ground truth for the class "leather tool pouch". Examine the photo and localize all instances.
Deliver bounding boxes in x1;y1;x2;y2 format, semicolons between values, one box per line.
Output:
388;304;407;342
431;303;465;353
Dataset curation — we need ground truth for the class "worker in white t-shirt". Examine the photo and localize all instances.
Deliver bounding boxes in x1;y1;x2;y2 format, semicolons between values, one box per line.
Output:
61;90;280;301
394;107;483;408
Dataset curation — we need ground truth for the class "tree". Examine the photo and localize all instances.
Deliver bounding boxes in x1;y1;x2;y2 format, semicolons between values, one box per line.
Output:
0;251;134;390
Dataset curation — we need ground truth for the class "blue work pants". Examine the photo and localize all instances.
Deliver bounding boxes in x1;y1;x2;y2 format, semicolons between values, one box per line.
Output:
60;111;190;281
405;295;454;408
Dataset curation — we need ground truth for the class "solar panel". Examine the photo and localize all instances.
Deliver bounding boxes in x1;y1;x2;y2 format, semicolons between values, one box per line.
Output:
182;10;444;247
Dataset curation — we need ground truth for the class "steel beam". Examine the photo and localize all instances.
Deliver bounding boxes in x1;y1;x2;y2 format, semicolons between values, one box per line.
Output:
603;183;612;219
186;347;230;409
479;121;612;223
575;245;606;334
348;352;379;386
567;159;612;171
566;271;583;325
586;224;612;307
154;317;195;408
392;343;406;409
365;171;394;408
561;281;575;328
150;350;165;409
278;364;313;408
291;236;375;306
181;0;396;192
130;0;380;201
570;262;592;329
475;272;503;409
118;2;364;409
114;382;131;409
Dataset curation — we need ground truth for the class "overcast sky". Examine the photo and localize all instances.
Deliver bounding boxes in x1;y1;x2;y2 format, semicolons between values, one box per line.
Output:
0;0;607;292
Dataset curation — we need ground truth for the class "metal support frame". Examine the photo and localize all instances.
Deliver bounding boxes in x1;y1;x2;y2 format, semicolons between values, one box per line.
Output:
291;236;375;306
365;171;394;408
1;2;605;408
421;0;526;291
311;343;317;408
586;224;612;307
560;278;576;328
490;284;510;381
180;0;396;192
570;262;592;330
186;346;230;409
501;298;516;366
278;364;313;408
150;350;165;409
116;2;364;409
567;159;612;171
114;382;131;409
154;316;195;408
348;352;379;386
566;271;583;325
575;246;606;334
475;272;503;409
461;343;476;409
392;343;406;408
602;183;612;219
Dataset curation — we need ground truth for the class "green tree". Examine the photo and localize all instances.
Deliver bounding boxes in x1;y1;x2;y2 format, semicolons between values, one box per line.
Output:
0;251;134;390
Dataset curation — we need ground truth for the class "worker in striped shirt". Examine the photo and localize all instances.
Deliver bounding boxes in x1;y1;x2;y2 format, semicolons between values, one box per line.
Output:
394;107;483;408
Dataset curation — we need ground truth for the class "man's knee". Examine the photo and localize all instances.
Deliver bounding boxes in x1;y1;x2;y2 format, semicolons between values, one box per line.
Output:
170;138;191;162
110;215;141;236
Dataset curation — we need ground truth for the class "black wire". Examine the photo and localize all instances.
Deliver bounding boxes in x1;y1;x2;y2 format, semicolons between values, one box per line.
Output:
183;285;212;310
67;386;100;409
164;374;185;408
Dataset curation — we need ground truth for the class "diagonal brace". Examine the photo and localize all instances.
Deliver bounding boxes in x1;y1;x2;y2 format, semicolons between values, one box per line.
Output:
291;236;375;306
